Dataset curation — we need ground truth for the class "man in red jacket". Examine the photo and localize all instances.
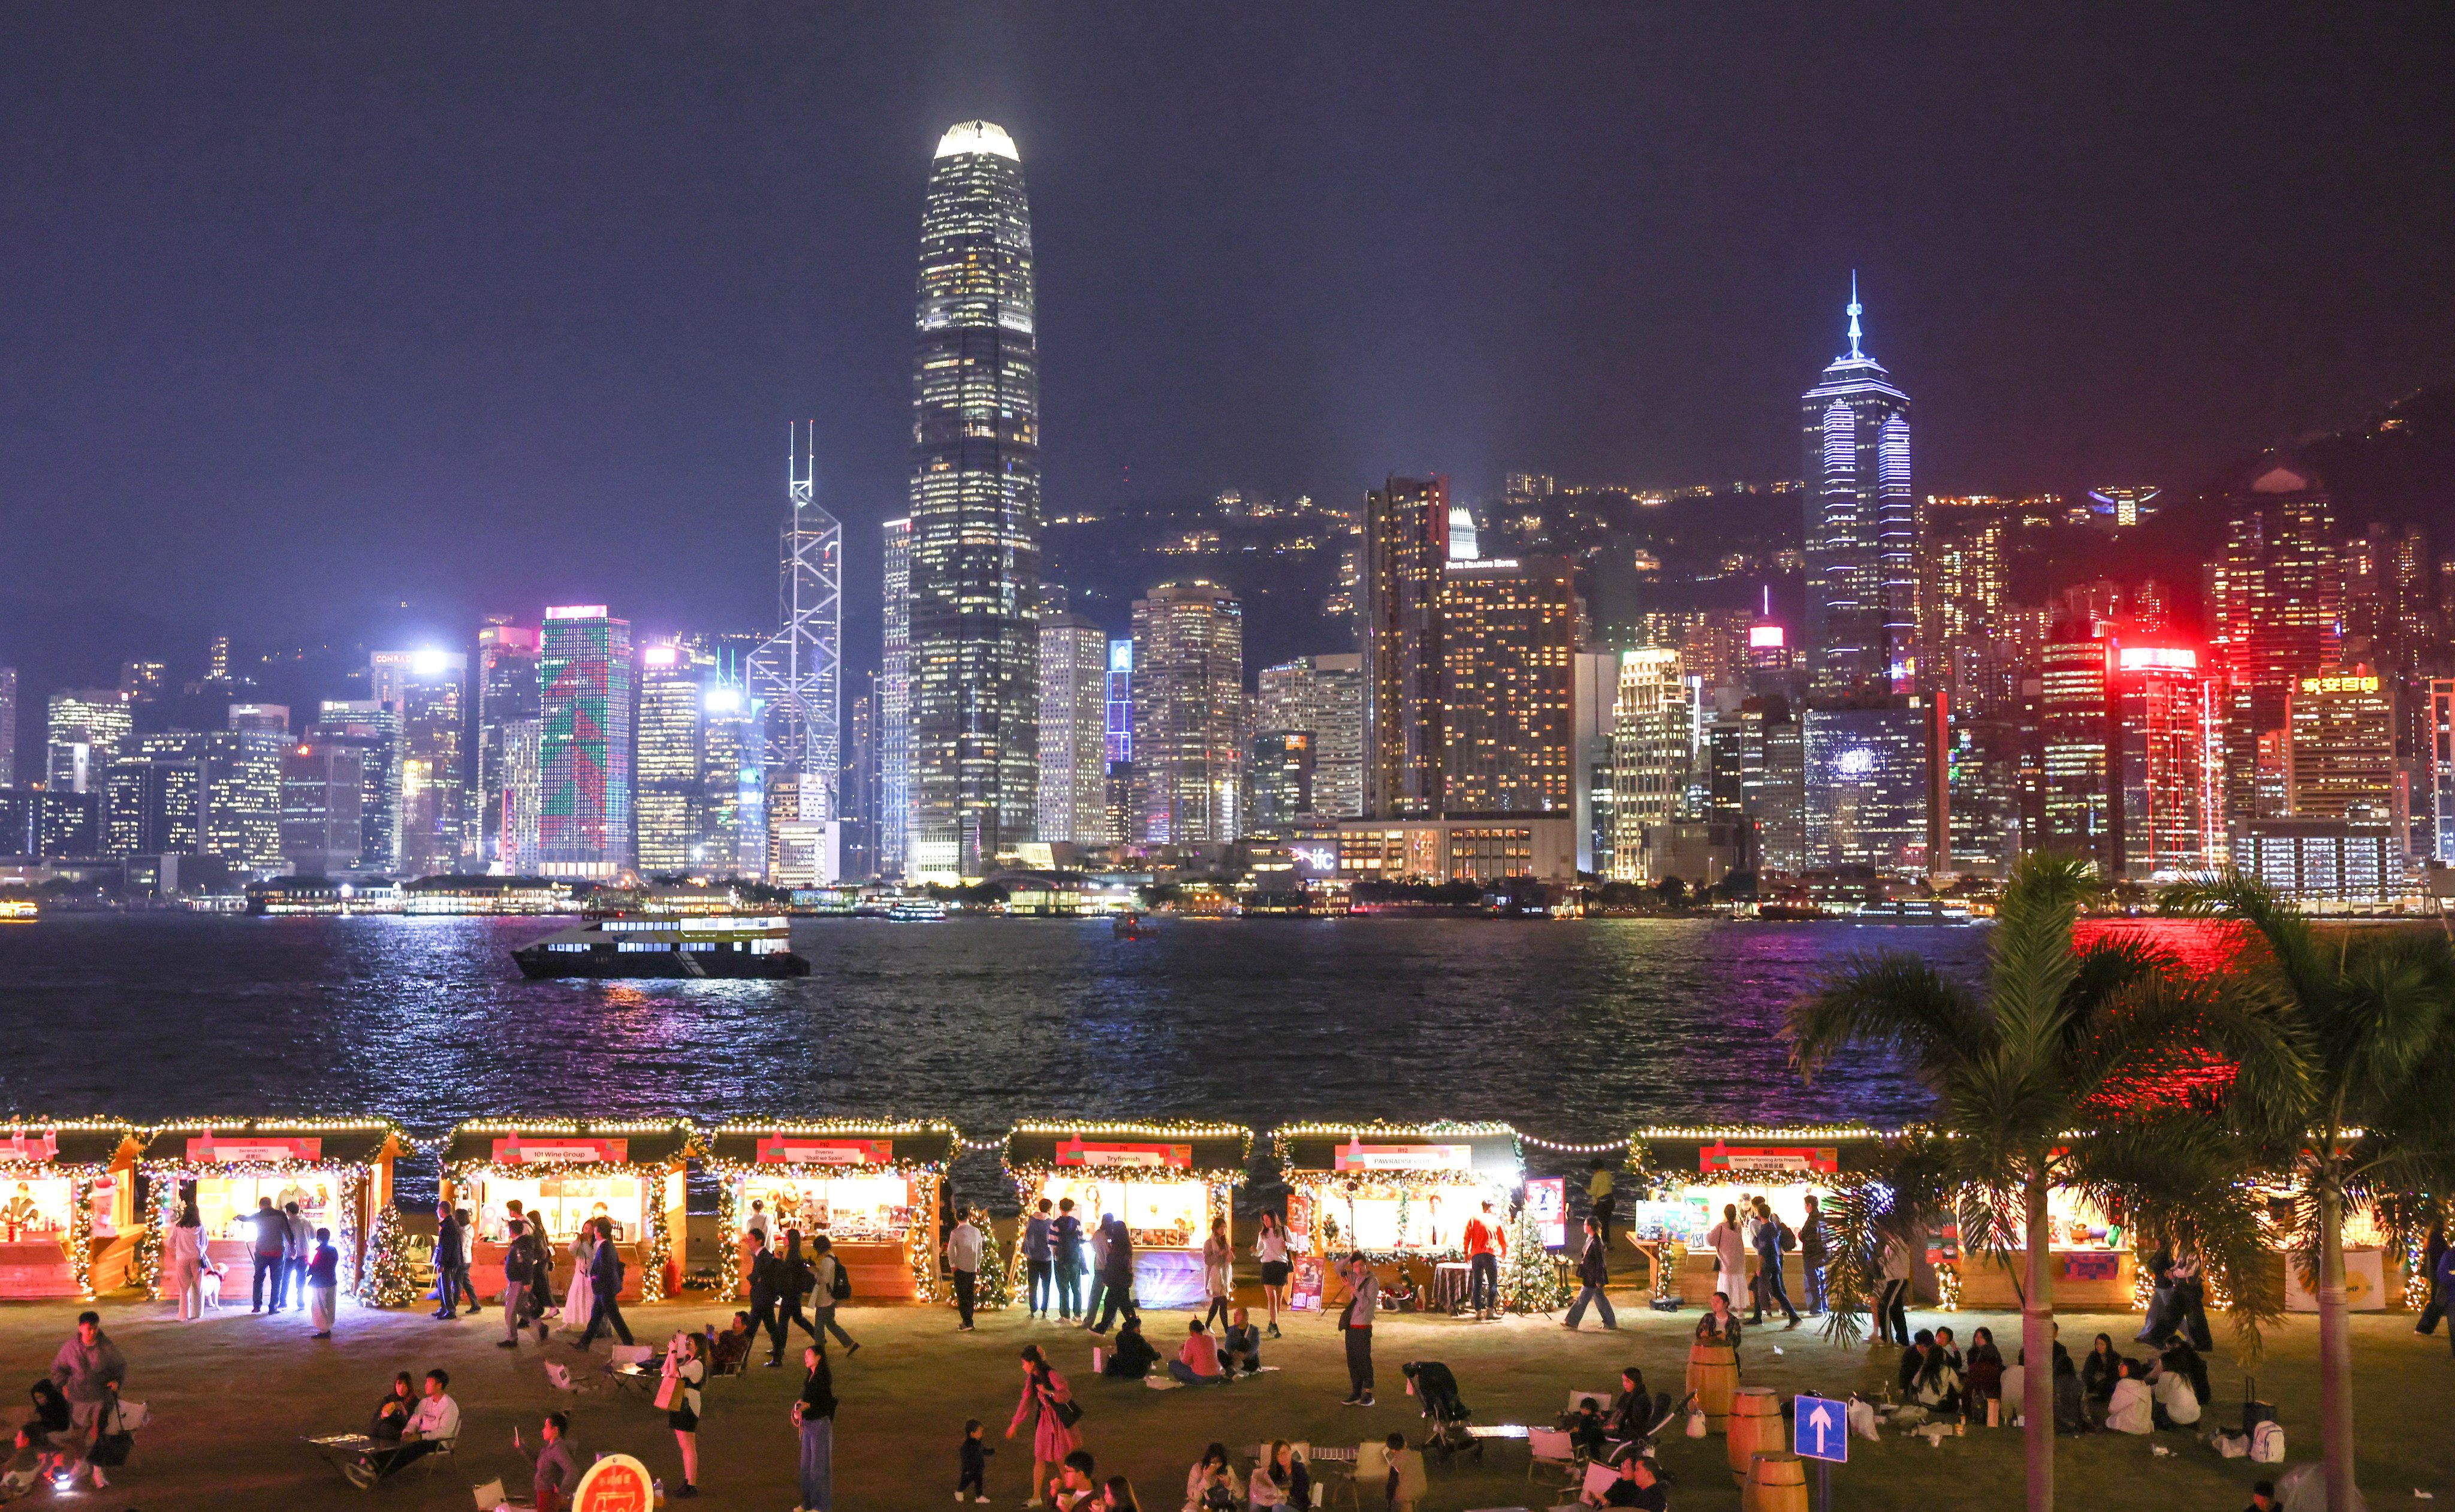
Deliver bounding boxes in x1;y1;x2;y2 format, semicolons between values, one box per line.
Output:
1462;1201;1507;1320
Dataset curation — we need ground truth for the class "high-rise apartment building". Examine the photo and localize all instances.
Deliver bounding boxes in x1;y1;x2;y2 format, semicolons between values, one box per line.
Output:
1439;556;1579;815
2432;679;2455;864
1132;581;1244;844
878;517;913;878
1363;476;1449;817
1253;654;1365;821
1608;648;1690;881
1801;278;1916;697
2039;636;2114;867
906;121;1041;879
2113;645;2219;877
751;424;842;819
2287;671;2397;826
636;642;710;874
476;621;541;871
1036;610;1109;846
0;666;16;787
282;735;366;875
315;701;402;872
46;689;132;794
537;606;634;879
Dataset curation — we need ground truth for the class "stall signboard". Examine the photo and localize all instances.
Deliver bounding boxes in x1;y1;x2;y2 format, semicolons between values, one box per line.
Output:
756;1136;894;1166
1057;1139;1192;1169
1334;1141;1473;1172
1;1131;57;1163
1700;1142;1838;1175
188;1134;322;1163
1289;1254;1326;1311
1525;1177;1567;1250
491;1136;628;1164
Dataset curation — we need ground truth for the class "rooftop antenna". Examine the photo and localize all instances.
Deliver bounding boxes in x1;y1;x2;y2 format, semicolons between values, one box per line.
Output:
1845;271;1864;360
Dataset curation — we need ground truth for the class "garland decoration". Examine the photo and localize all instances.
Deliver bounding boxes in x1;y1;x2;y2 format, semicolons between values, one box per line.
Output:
699;1120;957;1305
1003;1121;1251;1298
1274;1121;1517;1262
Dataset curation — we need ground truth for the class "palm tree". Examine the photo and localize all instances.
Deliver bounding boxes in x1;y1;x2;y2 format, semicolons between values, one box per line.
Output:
1789;853;2296;1512
2164;872;2455;1512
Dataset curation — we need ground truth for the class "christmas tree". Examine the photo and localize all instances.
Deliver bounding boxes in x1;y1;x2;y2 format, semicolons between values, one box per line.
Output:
973;1215;1013;1311
357;1202;424;1308
1498;1208;1572;1315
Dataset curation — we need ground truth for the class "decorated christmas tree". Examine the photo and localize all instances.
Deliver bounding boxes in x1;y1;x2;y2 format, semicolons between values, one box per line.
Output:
357;1201;425;1308
1498;1207;1572;1315
973;1215;1013;1311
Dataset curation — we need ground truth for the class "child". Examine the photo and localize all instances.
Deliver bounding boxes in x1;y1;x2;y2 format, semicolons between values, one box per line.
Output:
957;1417;992;1502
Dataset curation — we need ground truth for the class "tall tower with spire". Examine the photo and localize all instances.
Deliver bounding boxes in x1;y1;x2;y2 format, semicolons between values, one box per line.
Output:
1800;274;1916;697
750;422;843;820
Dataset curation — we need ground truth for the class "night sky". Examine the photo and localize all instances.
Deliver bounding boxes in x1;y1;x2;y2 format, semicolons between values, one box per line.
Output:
2;4;2448;675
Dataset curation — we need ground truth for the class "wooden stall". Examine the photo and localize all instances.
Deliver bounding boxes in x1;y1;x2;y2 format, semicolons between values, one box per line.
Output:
1003;1122;1251;1310
0;1122;143;1299
138;1118;409;1300
703;1120;956;1302
1630;1126;1891;1307
1274;1122;1523;1308
442;1120;690;1304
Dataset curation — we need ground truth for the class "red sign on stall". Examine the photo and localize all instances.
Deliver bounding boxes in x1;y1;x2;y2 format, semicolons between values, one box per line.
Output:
188;1134;321;1163
491;1137;626;1164
0;1130;57;1163
1334;1141;1472;1173
757;1136;892;1166
1700;1142;1838;1175
1056;1139;1191;1170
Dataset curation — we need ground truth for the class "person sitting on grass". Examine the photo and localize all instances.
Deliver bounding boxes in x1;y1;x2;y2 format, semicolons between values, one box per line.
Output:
1049;1449;1099;1512
1102;1317;1159;1380
1896;1328;1934;1396
2080;1332;2120;1420
1962;1327;2003;1416
1911;1333;1964;1414
1;1423;46;1501
1167;1320;1228;1387
2103;1357;2154;1434
2148;1341;2206;1430
1220;1307;1262;1377
1582;1453;1667;1510
1247;1441;1309;1511
1184;1442;1237;1511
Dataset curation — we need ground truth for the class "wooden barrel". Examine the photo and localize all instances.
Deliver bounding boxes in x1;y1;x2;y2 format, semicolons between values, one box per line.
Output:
1726;1389;1783;1481
1742;1451;1809;1512
1685;1339;1739;1431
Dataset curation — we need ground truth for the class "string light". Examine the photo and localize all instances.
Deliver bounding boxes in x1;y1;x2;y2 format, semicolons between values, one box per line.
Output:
700;1121;959;1305
442;1120;692;1304
0;1121;143;1303
1000;1124;1251;1302
135;1119;412;1302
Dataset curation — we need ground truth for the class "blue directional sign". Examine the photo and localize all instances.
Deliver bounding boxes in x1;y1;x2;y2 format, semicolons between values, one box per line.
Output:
1793;1393;1848;1463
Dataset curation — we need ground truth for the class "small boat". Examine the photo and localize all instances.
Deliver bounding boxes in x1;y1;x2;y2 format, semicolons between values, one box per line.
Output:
513;910;810;979
885;899;949;922
1113;913;1153;940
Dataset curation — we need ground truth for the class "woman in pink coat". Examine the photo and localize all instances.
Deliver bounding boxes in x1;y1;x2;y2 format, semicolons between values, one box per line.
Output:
1007;1344;1081;1504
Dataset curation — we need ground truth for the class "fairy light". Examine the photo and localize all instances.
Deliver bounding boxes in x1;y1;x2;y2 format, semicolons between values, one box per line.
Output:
441;1119;692;1304
135;1118;412;1303
1000;1122;1252;1304
701;1120;960;1304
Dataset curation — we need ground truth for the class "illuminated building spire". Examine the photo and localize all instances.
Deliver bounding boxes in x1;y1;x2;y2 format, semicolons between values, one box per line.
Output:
1845;270;1863;360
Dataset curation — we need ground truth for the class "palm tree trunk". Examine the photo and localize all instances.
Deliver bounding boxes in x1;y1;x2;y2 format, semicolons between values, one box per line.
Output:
2023;1172;2053;1512
2317;1182;2356;1512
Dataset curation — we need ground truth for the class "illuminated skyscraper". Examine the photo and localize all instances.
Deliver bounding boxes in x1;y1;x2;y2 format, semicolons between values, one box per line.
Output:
1802;704;1929;870
879;517;913;878
1246;731;1316;829
1439;556;1579;815
1131;581;1244;844
0;666;15;787
1103;639;1137;846
750;424;842;819
476;621;541;870
316;701;402;871
699;675;758;874
2039;636;2113;868
2287;670;2397;827
2113;645;2219;876
2210;458;2342;690
282;734;364;876
1608;648;1689;881
372;649;468;878
1801;276;1916;696
906;120;1040;878
1035;609;1109;846
1364;475;1449;817
636;641;710;873
45;689;132;795
1253;654;1365;820
537;606;633;879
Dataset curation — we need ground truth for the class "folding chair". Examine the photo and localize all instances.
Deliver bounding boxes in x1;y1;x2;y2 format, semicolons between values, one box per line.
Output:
1525;1426;1582;1491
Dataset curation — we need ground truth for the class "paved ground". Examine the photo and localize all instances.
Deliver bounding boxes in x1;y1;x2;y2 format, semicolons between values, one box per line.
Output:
2;1288;2450;1510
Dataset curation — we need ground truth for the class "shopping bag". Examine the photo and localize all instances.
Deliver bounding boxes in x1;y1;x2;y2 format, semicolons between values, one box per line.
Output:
1847;1398;1882;1442
1090;1346;1105;1374
1684;1409;1706;1438
653;1375;677;1411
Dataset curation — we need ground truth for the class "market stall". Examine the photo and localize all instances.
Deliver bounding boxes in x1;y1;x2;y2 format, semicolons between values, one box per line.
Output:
1954;1184;2137;1309
1002;1122;1251;1309
1628;1127;1891;1308
137;1118;410;1302
703;1120;956;1301
1274;1122;1522;1308
0;1122;143;1299
441;1120;690;1304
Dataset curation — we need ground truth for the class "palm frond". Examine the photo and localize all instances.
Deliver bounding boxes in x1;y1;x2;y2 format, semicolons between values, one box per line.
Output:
2161;870;2334;1017
1786;952;1984;1087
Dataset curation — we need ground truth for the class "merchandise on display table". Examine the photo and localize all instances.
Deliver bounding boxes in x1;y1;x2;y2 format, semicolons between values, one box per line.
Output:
1002;1122;1252;1309
1630;1127;1890;1308
0;1122;142;1299
440;1120;690;1303
1272;1122;1524;1305
135;1118;411;1301
701;1119;957;1301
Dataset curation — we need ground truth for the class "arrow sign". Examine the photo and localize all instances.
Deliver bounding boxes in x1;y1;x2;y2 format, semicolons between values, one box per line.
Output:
1794;1393;1847;1463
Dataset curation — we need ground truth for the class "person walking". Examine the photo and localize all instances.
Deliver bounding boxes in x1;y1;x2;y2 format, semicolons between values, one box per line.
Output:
1799;1193;1829;1316
560;1216;597;1342
578;1216;633;1348
1337;1253;1377;1406
250;1195;288;1313
1079;1211;1110;1330
747;1229;786;1365
1875;1230;1914;1346
431;1200;466;1320
1200;1216;1233;1335
1091;1217;1137;1335
663;1331;706;1498
49;1311;125;1492
1006;1344;1080;1507
1461;1200;1505;1321
1748;1196;1800;1328
1564;1215;1616;1330
1052;1198;1085;1323
497;1216;537;1349
1704;1203;1748;1318
2415;1221;2448;1336
306;1227;340;1338
809;1236;861;1356
776;1229;822;1351
946;1209;984;1332
1024;1199;1055;1319
284;1200;313;1311
794;1344;836;1512
167;1188;206;1321
1254;1210;1290;1338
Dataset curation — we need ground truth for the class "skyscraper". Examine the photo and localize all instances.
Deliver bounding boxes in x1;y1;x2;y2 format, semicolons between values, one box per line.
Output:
1802;704;1930;870
750;423;842;820
45;689;132;795
1363;475;1449;817
699;675;758;875
1608;648;1690;881
1036;609;1109;846
476;621;541;871
2287;670;2397;826
838;687;876;880
878;517;913;878
1253;654;1365;820
906;120;1040;879
2113;644;2219;877
2210;458;2342;691
1103;638;1138;846
538;606;634;880
282;734;365;876
1131;581;1245;844
2039;635;2114;867
1439;556;1580;815
636;641;710;873
373;649;468;877
315;701;402;872
0;666;16;787
1801;276;1916;696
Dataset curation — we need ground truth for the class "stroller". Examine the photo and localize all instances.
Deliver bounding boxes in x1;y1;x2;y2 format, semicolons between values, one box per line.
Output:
1400;1361;1480;1466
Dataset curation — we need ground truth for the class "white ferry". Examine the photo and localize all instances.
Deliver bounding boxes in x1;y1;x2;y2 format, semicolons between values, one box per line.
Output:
514;910;810;978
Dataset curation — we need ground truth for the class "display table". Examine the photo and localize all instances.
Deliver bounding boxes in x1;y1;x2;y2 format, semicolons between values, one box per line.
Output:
1430;1261;1473;1313
1957;1250;2134;1309
0;1236;76;1296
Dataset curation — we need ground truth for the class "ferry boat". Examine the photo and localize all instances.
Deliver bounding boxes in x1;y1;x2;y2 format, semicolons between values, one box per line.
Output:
885;898;948;922
513;910;810;979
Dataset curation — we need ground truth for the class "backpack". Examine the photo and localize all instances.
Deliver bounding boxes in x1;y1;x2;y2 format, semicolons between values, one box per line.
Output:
2249;1420;2285;1463
828;1255;852;1302
1779;1223;1797;1253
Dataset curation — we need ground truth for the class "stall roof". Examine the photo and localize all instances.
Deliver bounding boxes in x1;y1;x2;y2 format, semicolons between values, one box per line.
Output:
0;1120;142;1168
1274;1122;1523;1184
1634;1124;1895;1181
141;1118;411;1167
1003;1121;1253;1179
442;1119;694;1167
704;1119;961;1169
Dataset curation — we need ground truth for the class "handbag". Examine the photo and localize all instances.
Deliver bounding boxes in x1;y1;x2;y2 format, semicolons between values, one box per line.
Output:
1684;1408;1706;1438
653;1374;678;1411
88;1401;133;1468
1048;1390;1084;1429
